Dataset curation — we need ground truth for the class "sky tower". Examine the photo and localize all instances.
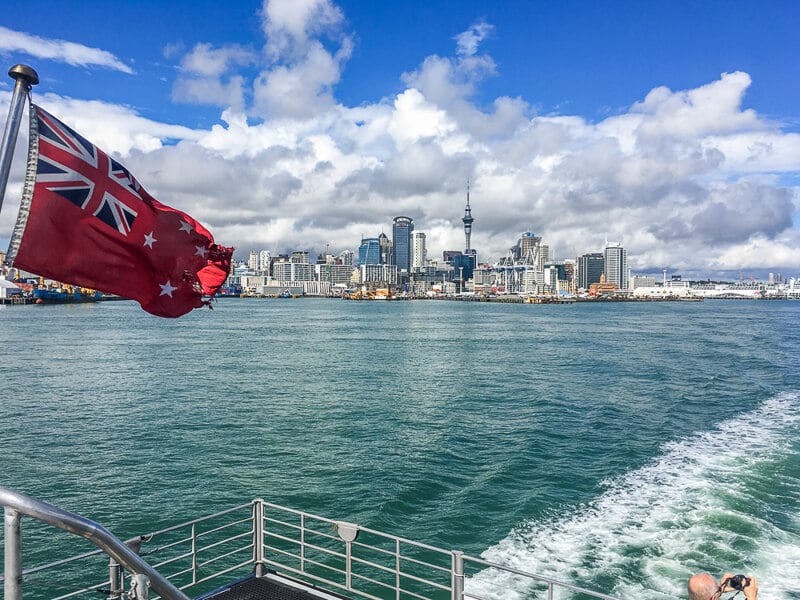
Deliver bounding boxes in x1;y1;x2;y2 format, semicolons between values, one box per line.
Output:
462;181;474;252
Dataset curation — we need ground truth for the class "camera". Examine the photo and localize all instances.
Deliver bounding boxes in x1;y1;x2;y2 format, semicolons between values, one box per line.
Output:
727;575;750;591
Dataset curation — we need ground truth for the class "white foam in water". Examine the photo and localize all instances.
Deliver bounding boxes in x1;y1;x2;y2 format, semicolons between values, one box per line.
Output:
467;393;800;600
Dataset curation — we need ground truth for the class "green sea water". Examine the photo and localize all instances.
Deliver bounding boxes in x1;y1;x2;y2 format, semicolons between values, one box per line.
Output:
1;298;799;599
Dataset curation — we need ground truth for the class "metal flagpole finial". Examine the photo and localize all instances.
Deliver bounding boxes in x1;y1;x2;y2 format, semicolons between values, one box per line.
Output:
8;64;39;87
0;64;39;218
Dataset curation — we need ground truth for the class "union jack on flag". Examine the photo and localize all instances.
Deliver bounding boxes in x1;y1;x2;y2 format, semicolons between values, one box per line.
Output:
35;108;139;236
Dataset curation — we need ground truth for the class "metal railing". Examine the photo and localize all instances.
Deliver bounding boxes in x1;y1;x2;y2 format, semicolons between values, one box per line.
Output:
0;486;188;600
2;487;623;600
253;501;621;600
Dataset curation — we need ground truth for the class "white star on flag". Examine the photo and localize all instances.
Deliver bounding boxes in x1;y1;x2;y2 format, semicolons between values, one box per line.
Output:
159;280;177;297
195;245;208;257
179;221;193;234
143;232;157;248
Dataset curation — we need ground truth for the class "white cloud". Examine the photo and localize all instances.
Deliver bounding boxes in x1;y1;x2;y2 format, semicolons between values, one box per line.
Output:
34;94;202;155
632;72;761;140
4;13;798;280
253;39;346;119
454;21;494;57
261;0;345;60
171;44;256;111
247;0;353;119
179;43;255;78
0;26;133;74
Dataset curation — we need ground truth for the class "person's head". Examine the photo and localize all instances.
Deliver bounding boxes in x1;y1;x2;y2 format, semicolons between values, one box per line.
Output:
689;573;718;600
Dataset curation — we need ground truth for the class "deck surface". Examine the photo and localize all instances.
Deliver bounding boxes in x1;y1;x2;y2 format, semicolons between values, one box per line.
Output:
198;574;344;600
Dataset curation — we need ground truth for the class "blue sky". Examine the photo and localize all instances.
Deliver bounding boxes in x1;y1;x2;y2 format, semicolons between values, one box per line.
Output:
0;0;798;278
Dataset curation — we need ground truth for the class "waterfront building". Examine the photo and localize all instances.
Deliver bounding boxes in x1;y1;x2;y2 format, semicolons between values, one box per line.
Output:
517;232;542;263
358;237;382;266
453;253;476;290
544;265;560;294
0;278;22;299
522;267;545;294
301;281;332;297
630;275;656;289
589;276;619;296
316;264;353;286
248;250;259;270
360;263;398;286
538;244;550;271
378;232;393;265
604;243;628;290
291;251;309;264
472;265;494;290
240;275;269;293
392;217;414;276
563;259;577;292
339;250;354;267
258;251;271;271
273;260;314;282
578;253;604;290
412;231;427;271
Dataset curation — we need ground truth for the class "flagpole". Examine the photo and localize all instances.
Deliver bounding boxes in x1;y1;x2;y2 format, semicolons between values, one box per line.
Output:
0;64;38;217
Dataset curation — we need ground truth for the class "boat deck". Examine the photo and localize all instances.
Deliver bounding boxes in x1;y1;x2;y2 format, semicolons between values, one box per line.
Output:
200;574;346;600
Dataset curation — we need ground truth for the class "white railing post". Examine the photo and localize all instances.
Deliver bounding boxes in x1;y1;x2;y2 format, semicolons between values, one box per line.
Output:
451;551;464;600
300;514;306;573
334;521;359;591
4;508;22;600
395;539;401;600
345;540;352;590
253;501;265;577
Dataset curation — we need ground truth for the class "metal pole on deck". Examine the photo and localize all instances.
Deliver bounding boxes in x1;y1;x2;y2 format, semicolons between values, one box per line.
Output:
0;64;38;216
451;551;464;600
4;508;23;600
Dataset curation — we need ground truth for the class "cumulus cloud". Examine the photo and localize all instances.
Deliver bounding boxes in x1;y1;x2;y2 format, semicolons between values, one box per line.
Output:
171;43;256;111
402;20;497;108
261;0;345;60
0;26;133;73
454;21;494;58
252;0;353;119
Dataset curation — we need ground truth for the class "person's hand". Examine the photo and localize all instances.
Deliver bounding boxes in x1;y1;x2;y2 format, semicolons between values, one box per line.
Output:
719;574;735;593
742;576;758;600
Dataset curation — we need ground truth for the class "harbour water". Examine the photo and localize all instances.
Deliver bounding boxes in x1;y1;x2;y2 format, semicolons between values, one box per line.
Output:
1;298;799;599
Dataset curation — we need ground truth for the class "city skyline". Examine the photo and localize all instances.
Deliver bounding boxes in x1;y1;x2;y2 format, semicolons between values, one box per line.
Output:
0;1;797;281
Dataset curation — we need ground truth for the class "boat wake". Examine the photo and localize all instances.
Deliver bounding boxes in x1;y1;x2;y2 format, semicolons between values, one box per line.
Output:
467;392;800;600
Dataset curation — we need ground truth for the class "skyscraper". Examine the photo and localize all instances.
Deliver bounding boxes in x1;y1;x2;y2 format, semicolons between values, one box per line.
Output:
604;242;628;290
248;250;259;270
518;232;542;264
411;231;426;270
378;232;393;265
358;237;381;265
392;216;413;275
578;253;604;289
462;182;474;252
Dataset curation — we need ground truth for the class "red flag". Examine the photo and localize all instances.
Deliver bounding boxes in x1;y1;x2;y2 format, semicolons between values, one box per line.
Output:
6;105;233;318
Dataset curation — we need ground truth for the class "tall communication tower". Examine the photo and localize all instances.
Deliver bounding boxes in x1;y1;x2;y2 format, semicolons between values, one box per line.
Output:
462;181;474;252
